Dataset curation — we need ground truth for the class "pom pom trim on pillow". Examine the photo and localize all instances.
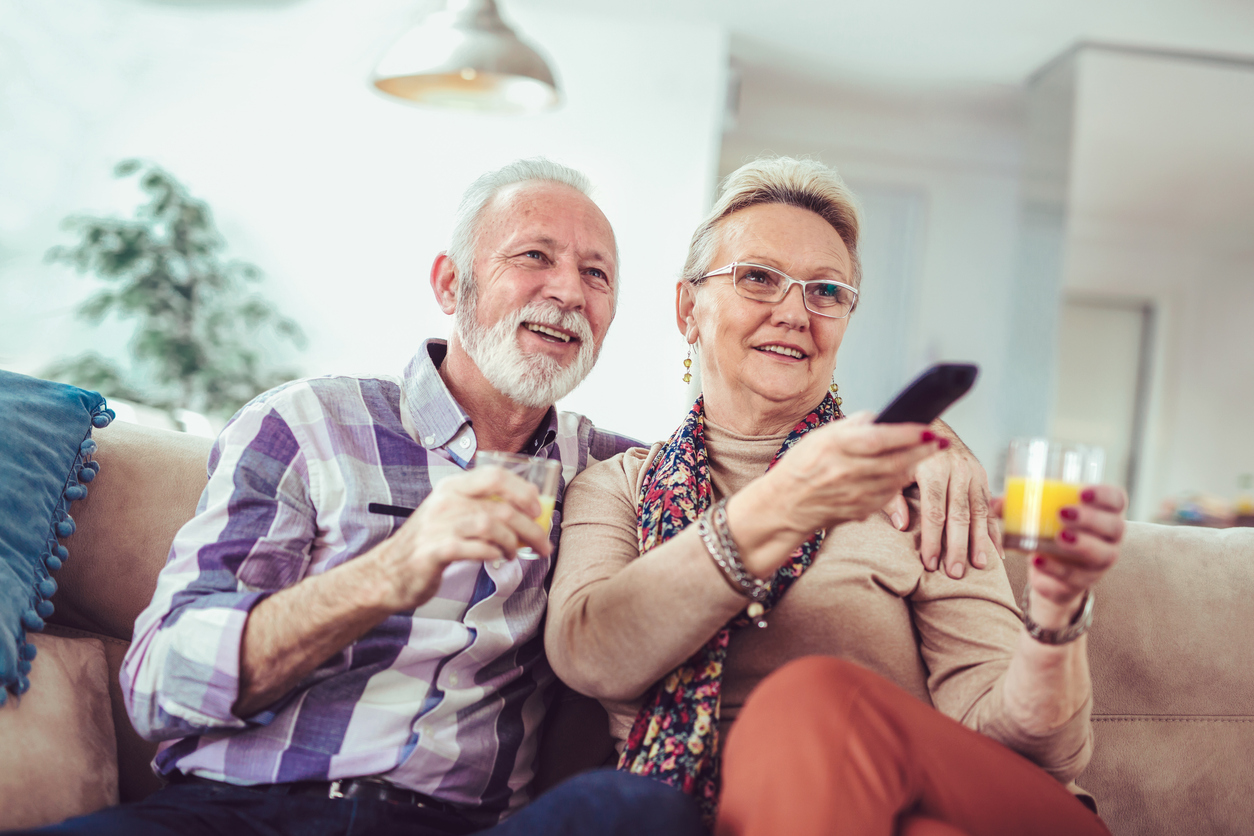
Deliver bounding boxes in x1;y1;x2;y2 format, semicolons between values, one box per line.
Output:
0;391;114;706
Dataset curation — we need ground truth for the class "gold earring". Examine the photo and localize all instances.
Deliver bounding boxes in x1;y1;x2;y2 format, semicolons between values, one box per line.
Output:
829;380;842;407
683;346;693;384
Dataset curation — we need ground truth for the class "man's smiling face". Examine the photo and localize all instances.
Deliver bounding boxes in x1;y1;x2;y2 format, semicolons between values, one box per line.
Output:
453;180;618;407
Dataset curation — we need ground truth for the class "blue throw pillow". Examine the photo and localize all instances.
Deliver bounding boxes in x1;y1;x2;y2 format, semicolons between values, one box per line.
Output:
0;371;114;705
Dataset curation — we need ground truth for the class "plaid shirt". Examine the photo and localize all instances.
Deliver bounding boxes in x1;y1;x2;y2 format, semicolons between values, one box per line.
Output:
121;340;639;817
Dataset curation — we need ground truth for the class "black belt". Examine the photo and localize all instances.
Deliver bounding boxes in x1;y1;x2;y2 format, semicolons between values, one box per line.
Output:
168;772;466;812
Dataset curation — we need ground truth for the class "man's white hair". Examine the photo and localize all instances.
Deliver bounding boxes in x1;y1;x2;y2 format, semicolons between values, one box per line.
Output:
447;158;597;280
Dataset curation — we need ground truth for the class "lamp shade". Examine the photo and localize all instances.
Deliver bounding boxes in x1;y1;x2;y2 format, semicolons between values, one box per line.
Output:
372;0;560;113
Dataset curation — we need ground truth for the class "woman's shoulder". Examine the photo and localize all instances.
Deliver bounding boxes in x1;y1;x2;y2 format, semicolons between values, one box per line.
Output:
561;444;666;533
569;442;665;500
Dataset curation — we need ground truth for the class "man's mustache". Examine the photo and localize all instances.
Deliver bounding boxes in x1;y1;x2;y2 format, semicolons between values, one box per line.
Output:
510;302;594;345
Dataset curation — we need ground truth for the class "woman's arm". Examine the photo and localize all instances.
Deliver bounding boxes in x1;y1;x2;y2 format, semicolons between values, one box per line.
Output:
999;485;1126;737
916;484;1126;782
547;416;942;702
911;552;1094;783
546;449;748;701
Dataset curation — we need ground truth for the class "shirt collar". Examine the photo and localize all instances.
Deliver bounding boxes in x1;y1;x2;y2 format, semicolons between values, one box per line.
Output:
401;339;560;464
522;406;559;456
401;340;472;459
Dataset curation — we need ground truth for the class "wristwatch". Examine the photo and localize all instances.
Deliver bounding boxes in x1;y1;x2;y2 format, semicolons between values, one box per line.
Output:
1019;584;1094;645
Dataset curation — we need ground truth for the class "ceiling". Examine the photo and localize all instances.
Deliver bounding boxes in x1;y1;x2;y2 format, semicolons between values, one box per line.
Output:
130;0;1254;90
522;0;1254;89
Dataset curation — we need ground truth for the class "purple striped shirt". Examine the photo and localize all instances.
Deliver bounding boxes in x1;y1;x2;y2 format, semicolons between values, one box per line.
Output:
121;340;639;818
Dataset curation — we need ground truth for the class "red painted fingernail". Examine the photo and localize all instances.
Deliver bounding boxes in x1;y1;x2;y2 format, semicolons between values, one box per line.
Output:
921;431;936;443
1032;555;1046;567
1081;488;1096;503
1059;529;1077;543
936;438;950;450
1060;507;1079;521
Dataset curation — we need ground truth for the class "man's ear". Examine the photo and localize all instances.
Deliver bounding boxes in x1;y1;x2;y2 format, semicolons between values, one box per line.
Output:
431;253;459;315
675;281;699;343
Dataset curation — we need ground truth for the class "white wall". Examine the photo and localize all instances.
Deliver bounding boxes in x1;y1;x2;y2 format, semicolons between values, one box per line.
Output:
0;0;728;445
721;51;1254;519
1062;46;1254;514
722;67;1026;472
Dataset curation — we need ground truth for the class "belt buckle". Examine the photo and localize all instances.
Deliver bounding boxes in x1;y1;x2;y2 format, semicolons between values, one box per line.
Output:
328;780;346;800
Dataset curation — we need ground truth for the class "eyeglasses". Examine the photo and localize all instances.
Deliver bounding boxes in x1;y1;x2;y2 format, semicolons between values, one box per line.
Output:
698;262;858;319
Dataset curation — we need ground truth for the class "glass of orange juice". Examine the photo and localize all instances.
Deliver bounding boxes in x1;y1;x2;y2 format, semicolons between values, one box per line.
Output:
474;451;561;560
1002;439;1104;555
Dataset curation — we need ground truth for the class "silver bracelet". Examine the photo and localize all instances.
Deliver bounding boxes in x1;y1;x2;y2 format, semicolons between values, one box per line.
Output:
1019;583;1094;645
696;499;770;627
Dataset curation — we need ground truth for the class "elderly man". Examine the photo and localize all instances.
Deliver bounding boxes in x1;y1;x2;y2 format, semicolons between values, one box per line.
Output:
14;160;703;836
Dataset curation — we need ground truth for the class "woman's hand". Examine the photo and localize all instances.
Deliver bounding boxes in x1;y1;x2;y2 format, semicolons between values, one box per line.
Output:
882;429;1000;579
1021;484;1127;627
728;411;944;578
989;484;1127;629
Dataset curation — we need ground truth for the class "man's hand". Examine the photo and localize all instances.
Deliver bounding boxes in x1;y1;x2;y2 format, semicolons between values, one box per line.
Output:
234;466;548;718
882;423;1000;578
372;465;550;611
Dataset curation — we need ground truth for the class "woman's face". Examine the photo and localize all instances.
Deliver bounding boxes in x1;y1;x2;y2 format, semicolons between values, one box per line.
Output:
677;202;853;424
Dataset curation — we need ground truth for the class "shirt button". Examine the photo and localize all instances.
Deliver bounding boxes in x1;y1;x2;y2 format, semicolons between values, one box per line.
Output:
424;435;435;445
448;673;459;687
492;559;503;569
459;437;471;449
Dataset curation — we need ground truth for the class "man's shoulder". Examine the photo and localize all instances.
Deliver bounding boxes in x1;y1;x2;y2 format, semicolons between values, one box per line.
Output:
212;374;408;467
555;410;644;467
234;372;405;425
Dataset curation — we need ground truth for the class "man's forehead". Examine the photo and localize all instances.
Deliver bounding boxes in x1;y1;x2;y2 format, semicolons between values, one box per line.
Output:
484;181;617;263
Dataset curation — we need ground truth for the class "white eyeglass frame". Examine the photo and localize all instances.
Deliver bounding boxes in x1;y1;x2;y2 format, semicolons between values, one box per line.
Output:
698;261;859;319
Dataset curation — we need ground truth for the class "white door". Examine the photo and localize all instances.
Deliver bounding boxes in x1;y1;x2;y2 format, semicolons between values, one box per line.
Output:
1050;297;1152;512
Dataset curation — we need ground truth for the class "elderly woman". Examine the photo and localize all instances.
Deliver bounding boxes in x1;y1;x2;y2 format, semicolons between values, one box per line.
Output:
545;157;1123;836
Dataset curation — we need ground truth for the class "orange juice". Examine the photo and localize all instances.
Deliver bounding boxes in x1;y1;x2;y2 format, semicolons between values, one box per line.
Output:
475;451;561;561
536;496;556;533
1003;476;1081;552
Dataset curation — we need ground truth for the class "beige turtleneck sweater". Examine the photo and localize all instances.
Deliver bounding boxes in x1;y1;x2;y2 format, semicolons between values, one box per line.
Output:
546;419;1094;784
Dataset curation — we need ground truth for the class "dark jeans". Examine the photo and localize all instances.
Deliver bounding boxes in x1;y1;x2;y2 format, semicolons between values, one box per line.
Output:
9;769;703;836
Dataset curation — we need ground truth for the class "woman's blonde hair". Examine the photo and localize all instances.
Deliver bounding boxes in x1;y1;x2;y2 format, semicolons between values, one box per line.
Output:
682;157;862;294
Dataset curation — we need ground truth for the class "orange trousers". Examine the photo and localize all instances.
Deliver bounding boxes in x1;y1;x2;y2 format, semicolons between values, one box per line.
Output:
715;657;1112;836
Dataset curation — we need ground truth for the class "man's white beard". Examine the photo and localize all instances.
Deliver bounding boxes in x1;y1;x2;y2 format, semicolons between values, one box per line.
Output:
456;293;599;409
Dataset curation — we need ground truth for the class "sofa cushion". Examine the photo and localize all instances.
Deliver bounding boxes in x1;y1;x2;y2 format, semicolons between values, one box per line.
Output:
52;420;214;642
1004;522;1254;714
0;371;113;703
0;631;119;829
1086;522;1254;715
40;624;165;804
1005;521;1254;836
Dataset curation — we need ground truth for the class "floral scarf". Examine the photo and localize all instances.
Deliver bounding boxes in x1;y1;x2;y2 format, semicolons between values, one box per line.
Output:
618;393;841;825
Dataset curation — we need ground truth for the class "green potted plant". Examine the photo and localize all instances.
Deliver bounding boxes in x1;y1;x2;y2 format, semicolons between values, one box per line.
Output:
44;160;305;423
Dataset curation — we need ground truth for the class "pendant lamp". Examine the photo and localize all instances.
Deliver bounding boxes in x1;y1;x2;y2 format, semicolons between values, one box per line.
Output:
372;0;560;113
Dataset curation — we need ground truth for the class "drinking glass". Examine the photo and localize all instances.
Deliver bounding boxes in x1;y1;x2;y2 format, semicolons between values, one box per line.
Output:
1002;439;1104;555
474;451;560;560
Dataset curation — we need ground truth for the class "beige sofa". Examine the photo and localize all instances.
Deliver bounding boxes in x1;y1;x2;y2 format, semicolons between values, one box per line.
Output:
1;420;1251;834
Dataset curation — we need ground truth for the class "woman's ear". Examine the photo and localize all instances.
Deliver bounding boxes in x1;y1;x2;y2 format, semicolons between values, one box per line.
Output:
676;281;699;343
